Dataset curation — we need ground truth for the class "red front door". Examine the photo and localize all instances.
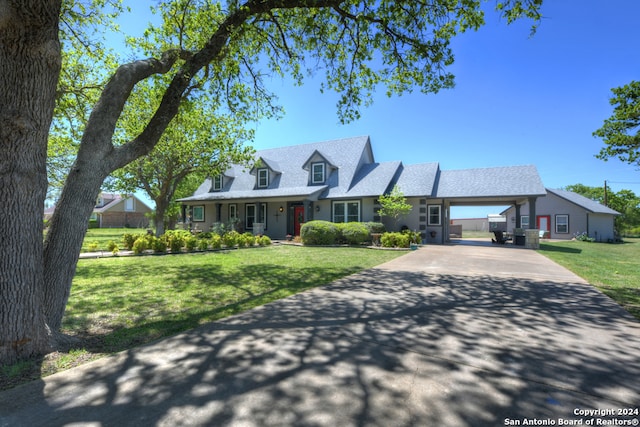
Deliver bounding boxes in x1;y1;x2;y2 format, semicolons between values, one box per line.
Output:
294;206;305;236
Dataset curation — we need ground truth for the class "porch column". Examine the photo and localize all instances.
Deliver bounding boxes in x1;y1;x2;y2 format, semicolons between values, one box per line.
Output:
215;203;221;222
255;200;262;223
443;201;450;243
528;197;537;229
515;203;521;229
303;200;311;222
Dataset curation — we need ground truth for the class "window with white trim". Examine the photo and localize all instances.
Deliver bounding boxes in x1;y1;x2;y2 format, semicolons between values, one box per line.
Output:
229;204;237;220
311;162;325;184
555;214;569;234
257;168;269;188
333;201;360;223
428;205;441;225
245;203;267;229
124;197;135;212
192;206;204;222
521;215;530;229
212;175;223;191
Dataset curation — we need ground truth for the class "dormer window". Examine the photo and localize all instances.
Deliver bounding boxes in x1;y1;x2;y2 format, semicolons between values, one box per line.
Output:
212;174;223;191
311;162;325;184
257;168;269;188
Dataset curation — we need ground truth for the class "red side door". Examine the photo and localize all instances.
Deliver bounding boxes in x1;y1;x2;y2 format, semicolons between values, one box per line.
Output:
537;215;550;233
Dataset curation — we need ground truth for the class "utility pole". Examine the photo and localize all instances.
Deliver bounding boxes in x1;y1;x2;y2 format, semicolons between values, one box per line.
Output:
604;180;608;207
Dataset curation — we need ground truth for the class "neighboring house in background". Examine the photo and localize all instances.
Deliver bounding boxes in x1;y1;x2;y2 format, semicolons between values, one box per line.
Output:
179;136;548;244
92;193;152;228
45;193;152;228
502;188;620;242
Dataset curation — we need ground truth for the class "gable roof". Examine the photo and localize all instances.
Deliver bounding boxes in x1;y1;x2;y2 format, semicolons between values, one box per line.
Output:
182;135;376;201
546;188;621;215
343;161;402;198
394;163;440;197
435;165;546;198
93;193;152;213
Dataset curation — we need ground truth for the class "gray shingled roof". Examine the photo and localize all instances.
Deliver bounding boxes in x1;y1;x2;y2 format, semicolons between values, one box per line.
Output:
394;163;440;197
181;136;549;203
181;186;327;201
435;165;546;198
341;161;402;198
180;136;374;201
547;188;621;215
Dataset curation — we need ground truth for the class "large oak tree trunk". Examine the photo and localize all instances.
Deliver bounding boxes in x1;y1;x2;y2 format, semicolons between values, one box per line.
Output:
0;1;62;363
43;168;108;332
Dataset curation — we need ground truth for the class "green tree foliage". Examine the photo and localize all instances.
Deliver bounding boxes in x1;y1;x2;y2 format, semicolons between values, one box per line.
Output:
564;184;640;236
109;81;255;236
594;81;640;167
378;185;412;229
47;0;126;200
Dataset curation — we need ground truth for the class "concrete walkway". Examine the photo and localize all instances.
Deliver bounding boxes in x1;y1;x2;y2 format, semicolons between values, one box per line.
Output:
2;243;639;426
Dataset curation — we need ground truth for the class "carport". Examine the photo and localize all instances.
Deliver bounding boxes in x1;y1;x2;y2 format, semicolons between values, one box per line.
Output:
433;165;547;245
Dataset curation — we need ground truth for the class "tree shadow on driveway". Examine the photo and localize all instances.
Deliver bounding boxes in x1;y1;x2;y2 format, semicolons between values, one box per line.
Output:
1;266;639;426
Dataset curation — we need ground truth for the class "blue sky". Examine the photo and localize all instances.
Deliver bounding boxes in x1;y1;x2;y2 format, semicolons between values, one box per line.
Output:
119;1;640;218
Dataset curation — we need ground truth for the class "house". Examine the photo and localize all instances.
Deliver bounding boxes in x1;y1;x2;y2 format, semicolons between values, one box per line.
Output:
91;193;152;228
44;193;152;228
502;188;620;242
179;136;549;244
46;193;152;228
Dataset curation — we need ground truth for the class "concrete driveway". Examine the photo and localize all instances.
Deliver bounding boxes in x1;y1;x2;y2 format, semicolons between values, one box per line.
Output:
2;243;639;426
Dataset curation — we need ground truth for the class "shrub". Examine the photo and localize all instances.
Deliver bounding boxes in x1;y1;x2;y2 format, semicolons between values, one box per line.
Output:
381;232;410;248
241;232;256;247
574;231;596;242
196;231;213;240
87;241;99;251
107;240;119;252
185;236;198;251
258;235;271;246
210;222;227;236
340;222;370;245
222;230;240;247
198;239;210;251
122;233;142;250
210;234;222;249
300;220;340;245
164;229;192;240
401;229;421;244
132;237;148;254
364;222;386;234
150;236;167;253
169;235;185;252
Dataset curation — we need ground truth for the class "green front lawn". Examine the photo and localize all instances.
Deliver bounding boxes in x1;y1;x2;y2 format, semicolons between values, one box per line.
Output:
1;245;404;389
538;238;640;319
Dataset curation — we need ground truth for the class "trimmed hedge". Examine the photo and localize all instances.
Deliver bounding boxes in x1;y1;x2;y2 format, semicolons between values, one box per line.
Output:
364;222;386;234
300;220;340;245
301;220;381;246
340;222;370;245
380;232;410;248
